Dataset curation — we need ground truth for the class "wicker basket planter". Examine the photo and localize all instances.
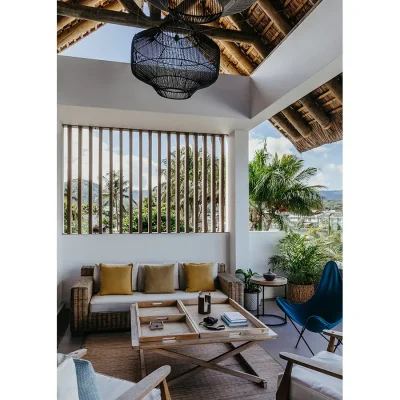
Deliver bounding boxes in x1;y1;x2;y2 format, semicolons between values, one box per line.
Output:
244;292;259;311
287;283;315;304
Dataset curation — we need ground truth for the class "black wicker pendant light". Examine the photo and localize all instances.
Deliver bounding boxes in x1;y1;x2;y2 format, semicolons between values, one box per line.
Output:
148;0;257;24
131;21;220;100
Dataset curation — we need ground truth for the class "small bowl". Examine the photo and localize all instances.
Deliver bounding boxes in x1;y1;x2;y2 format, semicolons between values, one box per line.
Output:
263;272;276;281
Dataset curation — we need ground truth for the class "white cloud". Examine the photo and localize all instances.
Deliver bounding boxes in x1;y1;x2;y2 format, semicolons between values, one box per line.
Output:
249;135;295;160
326;163;343;173
64;131;158;189
311;146;329;154
309;170;329;188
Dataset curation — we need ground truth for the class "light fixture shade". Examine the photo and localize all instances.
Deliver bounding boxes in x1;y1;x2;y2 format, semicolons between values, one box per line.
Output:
148;0;257;24
131;22;220;100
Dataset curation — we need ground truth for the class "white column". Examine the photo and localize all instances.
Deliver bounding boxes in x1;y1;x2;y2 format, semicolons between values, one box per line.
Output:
227;130;249;274
57;120;64;307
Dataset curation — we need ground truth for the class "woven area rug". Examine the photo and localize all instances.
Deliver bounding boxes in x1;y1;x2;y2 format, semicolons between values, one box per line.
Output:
82;332;283;400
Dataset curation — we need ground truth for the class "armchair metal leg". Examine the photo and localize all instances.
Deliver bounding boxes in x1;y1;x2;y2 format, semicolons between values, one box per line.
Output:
288;317;314;356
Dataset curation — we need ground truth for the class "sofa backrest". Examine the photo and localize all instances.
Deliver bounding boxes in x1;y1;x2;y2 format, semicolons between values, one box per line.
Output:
83;262;226;293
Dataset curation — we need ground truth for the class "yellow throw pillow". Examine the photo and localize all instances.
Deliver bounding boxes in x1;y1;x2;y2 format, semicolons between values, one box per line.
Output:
144;264;175;294
183;263;216;292
99;263;133;295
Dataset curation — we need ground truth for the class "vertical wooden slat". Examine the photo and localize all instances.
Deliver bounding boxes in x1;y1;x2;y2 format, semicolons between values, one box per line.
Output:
184;133;190;232
202;134;208;233
138;130;143;233
77;126;82;234
119;128;123;234
129;130;133;233
148;131;152;233
98;128;103;234
109;129;113;234
210;135;216;232
166;133;171;233
193;133;198;233
67;125;72;234
157;131;162;233
175;133;181;233
88;127;93;234
219;135;225;232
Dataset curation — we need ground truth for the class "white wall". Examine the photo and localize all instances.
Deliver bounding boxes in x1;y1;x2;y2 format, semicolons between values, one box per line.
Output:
57;119;64;308
249;231;285;298
60;233;229;302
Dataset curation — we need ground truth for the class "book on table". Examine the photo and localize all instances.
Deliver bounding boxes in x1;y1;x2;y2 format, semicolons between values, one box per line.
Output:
221;312;248;327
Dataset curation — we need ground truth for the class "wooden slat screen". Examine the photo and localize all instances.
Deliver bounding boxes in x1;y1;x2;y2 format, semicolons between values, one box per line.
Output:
63;125;226;234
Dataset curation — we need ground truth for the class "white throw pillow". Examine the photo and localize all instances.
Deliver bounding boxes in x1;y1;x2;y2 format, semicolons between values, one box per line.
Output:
178;262;219;290
57;354;79;400
137;262;179;292
94;263;139;292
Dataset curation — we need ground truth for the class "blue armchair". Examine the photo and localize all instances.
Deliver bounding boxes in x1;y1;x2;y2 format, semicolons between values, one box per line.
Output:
276;261;343;355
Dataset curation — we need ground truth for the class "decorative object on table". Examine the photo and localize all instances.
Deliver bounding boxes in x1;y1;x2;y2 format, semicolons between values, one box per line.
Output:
150;321;165;330
268;230;336;303
131;21;220;100
250;275;288;326
235;268;261;311
276;261;343;355
221;311;248;327
148;0;257;24
199;316;225;330
198;291;211;314
263;268;276;281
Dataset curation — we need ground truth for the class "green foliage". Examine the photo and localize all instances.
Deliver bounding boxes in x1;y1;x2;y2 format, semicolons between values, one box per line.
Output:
235;268;261;293
268;228;340;285
249;141;325;231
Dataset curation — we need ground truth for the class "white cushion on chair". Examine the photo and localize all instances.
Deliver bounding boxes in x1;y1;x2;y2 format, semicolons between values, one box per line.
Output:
277;351;342;400
90;290;228;312
95;373;161;400
57;355;79;400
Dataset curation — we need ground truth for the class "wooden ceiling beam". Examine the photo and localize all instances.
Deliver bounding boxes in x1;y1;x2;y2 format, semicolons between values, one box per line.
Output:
271;114;302;142
148;3;161;20
57;0;106;32
117;0;145;16
57;1;260;44
281;107;311;138
228;13;270;58
300;94;332;129
257;0;292;36
325;77;343;104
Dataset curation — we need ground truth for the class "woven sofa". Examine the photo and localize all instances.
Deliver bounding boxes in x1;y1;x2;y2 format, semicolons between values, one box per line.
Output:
70;263;244;336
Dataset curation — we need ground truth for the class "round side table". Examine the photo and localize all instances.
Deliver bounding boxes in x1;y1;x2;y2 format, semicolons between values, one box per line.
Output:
250;276;288;326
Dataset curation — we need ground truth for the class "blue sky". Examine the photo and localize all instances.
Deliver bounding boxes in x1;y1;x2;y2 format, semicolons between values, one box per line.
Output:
62;24;343;190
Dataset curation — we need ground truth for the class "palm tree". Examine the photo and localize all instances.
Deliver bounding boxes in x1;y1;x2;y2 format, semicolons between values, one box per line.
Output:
102;171;135;232
159;146;223;229
249;142;325;231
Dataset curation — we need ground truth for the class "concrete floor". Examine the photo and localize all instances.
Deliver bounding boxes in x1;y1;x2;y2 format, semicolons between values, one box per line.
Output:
58;300;342;369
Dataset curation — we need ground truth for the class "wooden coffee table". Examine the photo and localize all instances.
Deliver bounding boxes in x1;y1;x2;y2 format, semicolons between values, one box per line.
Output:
130;298;277;387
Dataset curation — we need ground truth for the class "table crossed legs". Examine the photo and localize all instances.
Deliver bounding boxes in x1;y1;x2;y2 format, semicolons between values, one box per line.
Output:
139;340;268;388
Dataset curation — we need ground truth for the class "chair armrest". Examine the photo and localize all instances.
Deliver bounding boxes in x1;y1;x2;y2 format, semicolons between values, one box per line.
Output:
323;329;343;340
116;365;171;400
279;352;342;380
65;349;88;359
70;276;93;335
217;272;244;306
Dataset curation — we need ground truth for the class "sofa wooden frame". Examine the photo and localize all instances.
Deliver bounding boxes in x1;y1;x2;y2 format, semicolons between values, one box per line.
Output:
70;263;244;336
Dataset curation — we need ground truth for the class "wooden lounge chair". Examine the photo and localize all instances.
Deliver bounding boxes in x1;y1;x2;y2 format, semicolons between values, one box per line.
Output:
276;330;343;400
60;349;171;400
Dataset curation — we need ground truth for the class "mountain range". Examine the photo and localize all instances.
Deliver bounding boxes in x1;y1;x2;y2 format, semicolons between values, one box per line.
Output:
319;190;343;201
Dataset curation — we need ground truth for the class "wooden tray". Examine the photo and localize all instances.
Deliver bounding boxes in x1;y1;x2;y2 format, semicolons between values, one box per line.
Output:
132;301;199;344
181;298;270;339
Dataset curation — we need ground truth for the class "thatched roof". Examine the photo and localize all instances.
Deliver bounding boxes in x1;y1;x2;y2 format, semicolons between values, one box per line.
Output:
57;0;342;150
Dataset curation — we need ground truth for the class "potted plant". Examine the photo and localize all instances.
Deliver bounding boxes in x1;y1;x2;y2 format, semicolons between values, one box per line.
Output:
268;230;332;303
235;268;261;311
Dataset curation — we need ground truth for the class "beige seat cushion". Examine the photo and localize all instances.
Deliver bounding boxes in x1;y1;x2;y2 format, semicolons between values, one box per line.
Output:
137;262;179;291
90;290;228;313
277;351;342;400
96;373;160;400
